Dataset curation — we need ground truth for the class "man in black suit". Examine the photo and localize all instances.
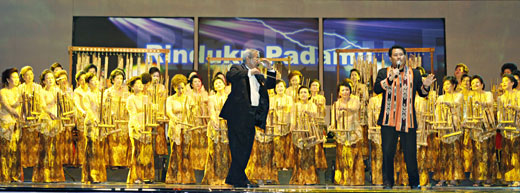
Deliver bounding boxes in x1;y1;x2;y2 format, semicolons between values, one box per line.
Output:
220;49;276;188
373;45;436;189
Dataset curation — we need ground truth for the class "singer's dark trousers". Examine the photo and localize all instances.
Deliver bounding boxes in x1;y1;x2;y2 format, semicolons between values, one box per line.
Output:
381;126;419;187
225;106;257;186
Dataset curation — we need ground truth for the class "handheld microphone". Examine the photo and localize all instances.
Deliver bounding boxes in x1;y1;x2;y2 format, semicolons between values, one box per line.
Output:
393;60;401;79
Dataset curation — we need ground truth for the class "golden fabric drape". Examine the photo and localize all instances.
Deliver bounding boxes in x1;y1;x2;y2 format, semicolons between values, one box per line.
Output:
334;143;364;185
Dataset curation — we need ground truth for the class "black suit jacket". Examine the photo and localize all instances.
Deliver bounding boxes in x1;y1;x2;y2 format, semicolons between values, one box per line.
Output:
373;67;429;131
219;64;276;130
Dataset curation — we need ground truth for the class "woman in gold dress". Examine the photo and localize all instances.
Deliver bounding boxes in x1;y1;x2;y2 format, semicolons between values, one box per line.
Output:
497;74;520;186
165;74;196;184
330;81;364;186
458;74;474;176
415;91;429;186
245;84;280;185
368;92;383;185
18;66;42;169
464;75;496;186
32;69;65;183
271;80;294;170
415;68;432;186
188;75;209;171
309;79;327;170
149;67;168;156
105;69;130;168
55;70;76;166
0;68;23;183
434;76;464;186
202;77;231;185
289;86;320;185
126;76;156;184
350;69;370;160
81;72;107;183
73;71;88;167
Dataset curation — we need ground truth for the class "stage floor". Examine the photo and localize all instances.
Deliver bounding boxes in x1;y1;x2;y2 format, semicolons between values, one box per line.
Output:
2;183;520;192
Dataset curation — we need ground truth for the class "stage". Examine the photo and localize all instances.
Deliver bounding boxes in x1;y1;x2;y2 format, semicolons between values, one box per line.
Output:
1;183;520;192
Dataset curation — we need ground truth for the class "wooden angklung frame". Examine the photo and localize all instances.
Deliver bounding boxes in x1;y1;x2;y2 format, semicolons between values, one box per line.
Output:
334;48;435;85
67;46;171;87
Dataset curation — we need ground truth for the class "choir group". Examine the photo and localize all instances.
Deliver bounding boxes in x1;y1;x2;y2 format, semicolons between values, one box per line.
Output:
0;60;519;187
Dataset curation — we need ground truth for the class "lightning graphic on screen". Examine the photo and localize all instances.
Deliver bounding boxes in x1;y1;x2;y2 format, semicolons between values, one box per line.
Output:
235;17;317;49
235;17;366;51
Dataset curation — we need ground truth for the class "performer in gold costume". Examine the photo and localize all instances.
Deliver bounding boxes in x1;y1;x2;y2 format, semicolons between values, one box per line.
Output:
32;69;65;183
81;72;107;183
289;86;320;185
330;81;364;186
464;75;496;186
245;87;280;185
309;79;327;170
285;70;302;101
188;75;209;171
0;68;23;183
457;74;474;176
126;76;156;184
55;70;76;166
202;77;231;185
18;66;42;168
434;76;464;186
149;67;168;156
497;74;520;186
415;67;431;187
105;69;130;167
350;69;370;160
271;80;294;170
368;92;383;185
415;91;429;186
73;71;88;166
165;74;196;184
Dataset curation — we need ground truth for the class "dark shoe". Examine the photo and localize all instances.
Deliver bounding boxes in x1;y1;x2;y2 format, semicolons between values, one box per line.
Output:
231;183;247;188
411;185;420;190
247;183;259;188
383;184;393;189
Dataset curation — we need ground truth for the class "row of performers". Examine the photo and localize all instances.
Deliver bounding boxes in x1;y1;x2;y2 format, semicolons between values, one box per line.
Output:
0;63;519;187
